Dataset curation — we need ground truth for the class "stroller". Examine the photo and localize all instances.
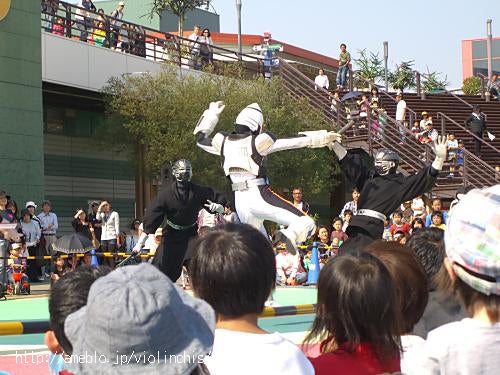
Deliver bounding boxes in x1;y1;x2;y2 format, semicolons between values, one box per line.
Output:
8;262;30;295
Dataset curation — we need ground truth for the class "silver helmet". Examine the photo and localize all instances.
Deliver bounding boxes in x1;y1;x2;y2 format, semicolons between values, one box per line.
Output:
374;149;400;176
172;159;192;183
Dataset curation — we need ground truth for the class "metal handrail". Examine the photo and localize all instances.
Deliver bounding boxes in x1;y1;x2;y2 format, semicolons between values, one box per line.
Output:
42;1;265;76
437;112;500;156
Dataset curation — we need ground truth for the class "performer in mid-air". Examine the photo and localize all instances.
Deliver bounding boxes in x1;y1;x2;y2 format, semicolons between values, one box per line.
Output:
329;136;448;252
194;101;340;254
133;159;226;281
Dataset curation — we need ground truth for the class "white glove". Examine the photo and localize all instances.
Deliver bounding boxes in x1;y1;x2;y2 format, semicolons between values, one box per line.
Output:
298;130;342;148
430;135;448;170
193;101;226;135
132;232;148;254
132;243;143;254
204;200;224;214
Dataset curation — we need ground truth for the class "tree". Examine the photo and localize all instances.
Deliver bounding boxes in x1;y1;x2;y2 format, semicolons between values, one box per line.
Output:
353;49;384;89
150;0;208;36
422;68;449;93
388;61;416;91
102;67;341;197
462;76;481;95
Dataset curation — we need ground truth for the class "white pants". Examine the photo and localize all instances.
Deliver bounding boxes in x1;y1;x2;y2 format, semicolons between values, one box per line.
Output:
234;185;316;244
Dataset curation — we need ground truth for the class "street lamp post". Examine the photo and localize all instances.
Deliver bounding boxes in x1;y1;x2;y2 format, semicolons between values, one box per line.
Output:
383;41;388;91
236;0;242;60
486;19;492;80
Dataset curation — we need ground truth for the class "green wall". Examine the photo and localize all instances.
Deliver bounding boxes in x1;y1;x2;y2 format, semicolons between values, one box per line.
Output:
95;0;160;29
0;0;44;204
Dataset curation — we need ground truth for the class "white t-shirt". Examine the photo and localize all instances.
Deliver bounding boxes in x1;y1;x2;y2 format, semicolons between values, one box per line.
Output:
411;318;500;375
411;197;425;216
314;74;329;90
400;334;426;374
204;329;314;375
396;100;407;121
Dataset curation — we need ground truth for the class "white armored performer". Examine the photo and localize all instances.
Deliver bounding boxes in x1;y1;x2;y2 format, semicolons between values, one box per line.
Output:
194;101;341;254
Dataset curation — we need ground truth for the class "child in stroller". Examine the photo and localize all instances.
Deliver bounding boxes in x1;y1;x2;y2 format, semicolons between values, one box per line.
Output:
7;242;30;295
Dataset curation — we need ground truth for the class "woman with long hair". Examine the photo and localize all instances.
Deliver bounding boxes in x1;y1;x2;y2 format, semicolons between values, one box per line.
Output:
304;251;402;374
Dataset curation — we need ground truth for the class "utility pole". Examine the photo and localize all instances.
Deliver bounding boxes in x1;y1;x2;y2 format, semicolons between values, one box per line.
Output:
236;0;242;60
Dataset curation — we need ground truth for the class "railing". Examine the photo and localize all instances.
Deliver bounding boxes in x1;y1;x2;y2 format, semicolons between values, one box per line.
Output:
41;1;266;77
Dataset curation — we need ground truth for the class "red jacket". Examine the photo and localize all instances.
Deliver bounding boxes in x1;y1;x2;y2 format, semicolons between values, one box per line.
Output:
309;343;400;375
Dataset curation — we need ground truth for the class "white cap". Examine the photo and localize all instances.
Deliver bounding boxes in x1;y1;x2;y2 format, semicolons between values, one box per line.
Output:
25;201;37;209
118;1;125;5
235;103;264;133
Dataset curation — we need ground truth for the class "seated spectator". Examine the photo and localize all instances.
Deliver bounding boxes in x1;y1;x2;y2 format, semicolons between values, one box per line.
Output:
383;218;392;241
7;242;29;287
365;241;429;373
411;195;426;219
223;203;240;224
406;228;464;338
314;68;329;91
316;226;331;248
400;200;414;223
410;217;425;233
330;217;348;244
411;120;420;134
342;209;353;232
416;120;438;144
425;198;448;227
447;133;459;178
51;254;69;283
390;210;410;237
63;263;214;374
370;87;382;108
275;243;308;286
197;207;225;236
304;251;401;374
430;211;446;230
125;219;141;252
52;16;64;36
189;223;314;374
419;111;430;130
415;186;500;374
340;188;359;216
393;230;409;245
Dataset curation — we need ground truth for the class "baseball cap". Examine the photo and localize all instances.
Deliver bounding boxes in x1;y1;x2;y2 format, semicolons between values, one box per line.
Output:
65;263;215;374
445;185;500;296
421;111;429;116
25;201;37;209
118;1;125;5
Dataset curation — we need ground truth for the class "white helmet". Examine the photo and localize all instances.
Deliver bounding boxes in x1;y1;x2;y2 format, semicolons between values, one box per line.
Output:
235;103;264;133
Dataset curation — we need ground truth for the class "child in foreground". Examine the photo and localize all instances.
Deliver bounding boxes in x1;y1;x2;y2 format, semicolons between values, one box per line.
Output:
189;223;314;375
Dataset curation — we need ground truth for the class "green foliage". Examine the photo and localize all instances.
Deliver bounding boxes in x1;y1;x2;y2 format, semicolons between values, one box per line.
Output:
462;76;481;95
353;49;384;89
102;68;341;195
422;69;449;93
388;61;416;91
149;0;208;35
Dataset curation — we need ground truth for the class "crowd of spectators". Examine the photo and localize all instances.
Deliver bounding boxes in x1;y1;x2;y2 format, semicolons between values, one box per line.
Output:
39;185;499;375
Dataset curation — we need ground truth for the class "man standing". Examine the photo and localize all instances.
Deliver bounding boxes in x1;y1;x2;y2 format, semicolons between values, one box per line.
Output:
109;1;125;48
37;200;58;275
336;43;350;89
464;105;487;157
188;25;201;69
314;68;329;91
291;188;310;214
395;93;407;144
135;160;227;282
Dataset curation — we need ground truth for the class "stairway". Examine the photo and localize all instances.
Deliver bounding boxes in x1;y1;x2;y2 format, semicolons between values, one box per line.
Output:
278;59;499;198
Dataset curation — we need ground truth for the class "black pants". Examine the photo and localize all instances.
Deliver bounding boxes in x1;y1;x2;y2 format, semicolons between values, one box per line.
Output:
338;226;378;255
152;228;196;282
27;246;41;281
472;132;483;156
